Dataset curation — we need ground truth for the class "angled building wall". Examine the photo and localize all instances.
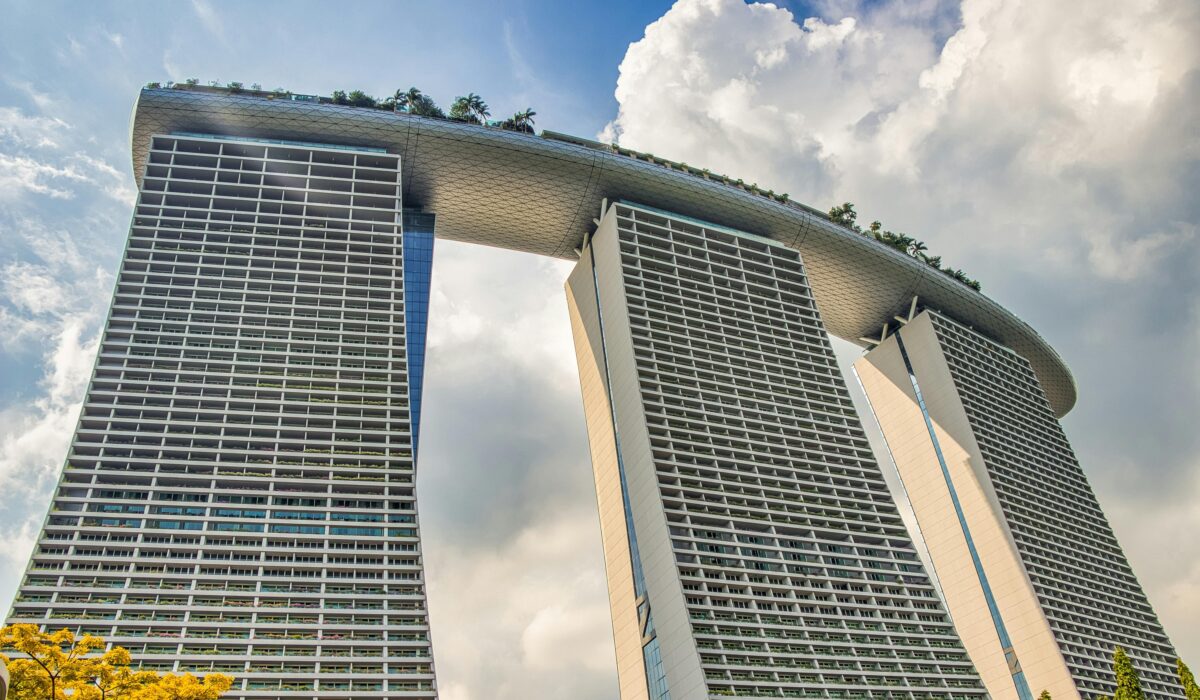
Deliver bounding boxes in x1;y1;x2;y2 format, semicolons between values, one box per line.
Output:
568;202;987;699
7;134;437;700
854;310;1180;700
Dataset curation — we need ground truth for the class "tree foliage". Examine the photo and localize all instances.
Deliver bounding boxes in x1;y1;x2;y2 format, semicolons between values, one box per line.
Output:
1179;659;1200;700
501;108;537;133
1;625;232;700
1113;647;1146;700
389;87;425;113
1038;692;1052;700
2;624;106;699
828;202;982;291
125;673;233;700
178;80;534;129
328;86;448;117
406;93;445;118
449;92;490;124
346;90;376;108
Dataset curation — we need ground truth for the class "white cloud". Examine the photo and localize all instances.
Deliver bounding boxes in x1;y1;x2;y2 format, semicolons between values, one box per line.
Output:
426;243;581;394
0;223;113;346
0;218;114;606
0;222;113;483
520;603;616;673
0;319;97;485
606;0;1198;279
191;0;224;38
65;35;85;59
0;107;133;205
0;153;84;199
1087;220;1196;282
162;49;183;84
423;506;616;700
0;508;41;592
0;318;98;593
415;241;617;699
0;106;69;149
70;152;138;204
6;80;56;112
605;0;1199;663
104;30;125;52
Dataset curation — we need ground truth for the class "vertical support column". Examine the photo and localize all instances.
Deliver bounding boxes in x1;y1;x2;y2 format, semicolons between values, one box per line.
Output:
566;224;655;700
401;211;435;459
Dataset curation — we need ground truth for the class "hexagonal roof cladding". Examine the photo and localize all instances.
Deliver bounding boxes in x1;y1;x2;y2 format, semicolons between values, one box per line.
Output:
130;87;1077;417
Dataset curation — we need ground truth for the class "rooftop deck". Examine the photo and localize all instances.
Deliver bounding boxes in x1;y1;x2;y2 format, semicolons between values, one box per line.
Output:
129;86;1076;416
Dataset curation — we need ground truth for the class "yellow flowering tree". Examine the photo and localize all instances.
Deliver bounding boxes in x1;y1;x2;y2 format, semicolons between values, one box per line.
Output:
78;647;159;699
1;624;233;700
126;673;233;700
1;624;105;699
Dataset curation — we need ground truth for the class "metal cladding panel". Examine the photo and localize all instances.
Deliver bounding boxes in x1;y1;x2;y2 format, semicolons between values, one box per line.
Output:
130;87;1077;417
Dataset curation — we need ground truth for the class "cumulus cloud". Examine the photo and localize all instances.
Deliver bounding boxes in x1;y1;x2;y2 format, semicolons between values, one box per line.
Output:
0;153;92;200
0;223;113;346
0;310;105;587
0;221;112;503
416;242;618;699
0;106;69;149
0;221;119;607
190;0;225;40
424;506;616;700
605;0;1200;661
606;0;1198;278
0;78;132;603
0;319;99;481
0;107;135;204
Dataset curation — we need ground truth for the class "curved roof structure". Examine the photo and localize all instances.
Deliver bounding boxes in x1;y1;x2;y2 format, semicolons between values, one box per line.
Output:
130;87;1076;416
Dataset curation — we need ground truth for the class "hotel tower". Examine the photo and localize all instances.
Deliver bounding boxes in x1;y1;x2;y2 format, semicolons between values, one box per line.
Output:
854;309;1181;700
5;84;1182;700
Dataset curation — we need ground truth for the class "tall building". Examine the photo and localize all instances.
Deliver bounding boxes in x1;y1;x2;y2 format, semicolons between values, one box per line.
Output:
7;133;437;699
566;202;985;699
854;309;1180;700
5;84;1181;700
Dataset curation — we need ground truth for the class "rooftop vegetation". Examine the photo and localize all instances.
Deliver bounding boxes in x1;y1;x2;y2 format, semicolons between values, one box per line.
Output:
828;202;982;291
146;80;537;133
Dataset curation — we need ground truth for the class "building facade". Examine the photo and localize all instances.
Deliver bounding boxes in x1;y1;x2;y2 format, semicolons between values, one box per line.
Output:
3;86;1182;700
566;202;986;698
7;133;437;699
854;310;1181;700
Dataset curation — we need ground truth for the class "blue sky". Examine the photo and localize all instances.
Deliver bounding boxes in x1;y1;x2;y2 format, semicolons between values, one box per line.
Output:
0;0;675;137
1;1;1197;698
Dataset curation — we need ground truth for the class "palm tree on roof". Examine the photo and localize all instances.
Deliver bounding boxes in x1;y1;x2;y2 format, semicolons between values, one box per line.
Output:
403;87;423;113
450;92;490;124
503;108;537;133
467;93;490;123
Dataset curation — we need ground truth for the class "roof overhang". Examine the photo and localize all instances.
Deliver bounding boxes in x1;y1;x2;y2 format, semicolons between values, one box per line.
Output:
130;88;1077;417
